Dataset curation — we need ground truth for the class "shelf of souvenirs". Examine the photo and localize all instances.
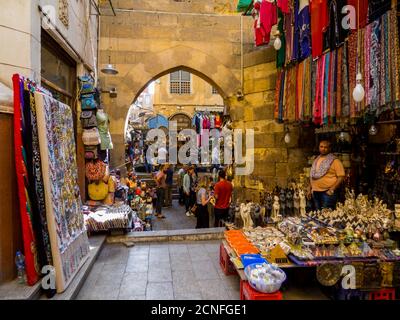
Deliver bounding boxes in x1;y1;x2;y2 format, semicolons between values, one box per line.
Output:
223;189;400;267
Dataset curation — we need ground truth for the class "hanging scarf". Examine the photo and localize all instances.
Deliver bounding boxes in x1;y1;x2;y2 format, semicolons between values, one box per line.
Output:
303;57;312;121
341;41;350;118
348;32;358;118
311;153;337;180
369;19;381;112
364;24;371;106
323;52;330;125
336;46;342;119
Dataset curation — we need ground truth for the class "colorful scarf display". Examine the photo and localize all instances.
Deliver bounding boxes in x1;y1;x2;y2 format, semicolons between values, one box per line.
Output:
275;8;400;125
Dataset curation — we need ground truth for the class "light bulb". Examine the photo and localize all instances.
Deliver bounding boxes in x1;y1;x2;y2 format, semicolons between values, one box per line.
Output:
274;36;282;51
352;73;365;102
284;132;291;144
369;125;378;136
339;131;346;142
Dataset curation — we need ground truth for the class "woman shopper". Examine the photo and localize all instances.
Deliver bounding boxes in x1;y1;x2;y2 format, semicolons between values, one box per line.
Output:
195;176;212;228
155;164;167;219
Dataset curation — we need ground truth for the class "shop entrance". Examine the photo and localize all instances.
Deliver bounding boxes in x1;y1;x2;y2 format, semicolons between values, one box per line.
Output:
121;67;231;232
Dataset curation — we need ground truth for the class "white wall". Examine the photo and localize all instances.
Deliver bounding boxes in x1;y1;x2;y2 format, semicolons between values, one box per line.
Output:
0;0;99;92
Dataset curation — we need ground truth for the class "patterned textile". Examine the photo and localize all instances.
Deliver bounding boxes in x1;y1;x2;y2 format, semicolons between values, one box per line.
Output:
336;46;342;119
12;74;40;286
23;87;53;267
298;0;311;60
303;57;312;121
311;153;337;179
35;92;89;293
369;19;381;112
341;42;350;118
348;32;358;117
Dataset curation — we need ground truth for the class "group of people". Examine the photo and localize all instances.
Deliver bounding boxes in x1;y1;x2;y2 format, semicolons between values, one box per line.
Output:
175;165;233;229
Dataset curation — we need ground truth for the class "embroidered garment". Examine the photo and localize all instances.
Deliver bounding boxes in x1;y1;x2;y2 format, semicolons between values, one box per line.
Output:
311;153;337;179
298;0;311;60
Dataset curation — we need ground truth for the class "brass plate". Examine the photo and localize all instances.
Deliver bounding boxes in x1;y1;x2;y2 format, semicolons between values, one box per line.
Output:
316;263;342;286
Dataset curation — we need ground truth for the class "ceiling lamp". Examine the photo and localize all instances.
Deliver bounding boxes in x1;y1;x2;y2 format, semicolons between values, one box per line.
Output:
101;56;118;75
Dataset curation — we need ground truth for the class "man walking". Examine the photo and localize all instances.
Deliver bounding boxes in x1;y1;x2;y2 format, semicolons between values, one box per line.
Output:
183;166;195;217
165;163;174;207
309;140;345;210
155;164;167;219
214;170;233;227
177;165;186;205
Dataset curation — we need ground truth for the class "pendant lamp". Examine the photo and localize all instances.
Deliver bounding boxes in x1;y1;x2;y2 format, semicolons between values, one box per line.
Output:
352;0;364;103
101;56;119;75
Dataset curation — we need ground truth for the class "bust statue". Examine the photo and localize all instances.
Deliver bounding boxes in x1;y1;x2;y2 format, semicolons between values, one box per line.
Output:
299;189;306;217
293;189;300;216
272;195;280;222
279;189;286;217
286;188;294;216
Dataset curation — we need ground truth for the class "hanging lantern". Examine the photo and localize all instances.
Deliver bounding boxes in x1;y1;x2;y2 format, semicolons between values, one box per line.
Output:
352;73;364;102
284;126;291;144
101;56;119;75
273;31;282;51
368;124;378;136
339;131;346;142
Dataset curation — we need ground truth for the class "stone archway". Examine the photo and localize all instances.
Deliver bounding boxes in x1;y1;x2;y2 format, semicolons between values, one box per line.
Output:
102;45;241;169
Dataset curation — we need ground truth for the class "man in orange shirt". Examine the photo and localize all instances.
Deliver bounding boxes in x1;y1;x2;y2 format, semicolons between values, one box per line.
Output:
214;170;233;227
309;140;345;210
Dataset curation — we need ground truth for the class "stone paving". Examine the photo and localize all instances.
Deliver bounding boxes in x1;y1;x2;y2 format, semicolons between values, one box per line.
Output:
76;241;241;300
76;240;328;300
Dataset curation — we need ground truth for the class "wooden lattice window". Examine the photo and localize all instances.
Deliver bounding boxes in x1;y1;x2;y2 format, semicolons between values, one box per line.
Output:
170;71;191;94
59;0;69;28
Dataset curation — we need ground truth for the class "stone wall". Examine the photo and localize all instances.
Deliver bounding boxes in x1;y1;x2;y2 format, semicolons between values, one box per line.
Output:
98;0;254;168
228;48;313;202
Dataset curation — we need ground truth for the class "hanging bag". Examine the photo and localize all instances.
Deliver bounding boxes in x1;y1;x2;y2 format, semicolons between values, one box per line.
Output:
80;110;98;128
80;93;97;110
88;181;109;201
85;159;106;181
84;145;98;160
78;75;95;94
82;127;101;146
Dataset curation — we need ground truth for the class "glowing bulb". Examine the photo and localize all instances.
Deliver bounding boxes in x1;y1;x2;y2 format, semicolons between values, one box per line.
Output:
352;73;365;102
369;125;378;136
339;132;346;142
284;132;291;144
274;36;282;51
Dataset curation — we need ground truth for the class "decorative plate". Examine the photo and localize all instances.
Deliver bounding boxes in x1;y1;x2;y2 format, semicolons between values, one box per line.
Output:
316;263;342;286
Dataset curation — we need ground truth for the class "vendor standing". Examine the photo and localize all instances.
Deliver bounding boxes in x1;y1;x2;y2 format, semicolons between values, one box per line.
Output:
309;140;345;210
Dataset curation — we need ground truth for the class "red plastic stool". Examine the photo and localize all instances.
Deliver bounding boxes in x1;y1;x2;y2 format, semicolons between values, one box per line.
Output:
241;281;283;300
369;288;396;300
219;243;237;276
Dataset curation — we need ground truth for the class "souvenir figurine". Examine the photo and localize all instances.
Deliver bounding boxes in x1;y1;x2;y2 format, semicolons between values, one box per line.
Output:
265;192;273;217
272;195;280;222
286;188;294;217
299;189;306;217
293;189;300;216
279;189;286;217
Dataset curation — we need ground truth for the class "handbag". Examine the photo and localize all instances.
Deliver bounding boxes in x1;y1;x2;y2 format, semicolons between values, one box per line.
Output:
85;159;106;181
81;110;98;128
84;145;98;159
81;93;97;110
82;127;101;146
88;181;109;201
78;75;95;94
191;204;198;215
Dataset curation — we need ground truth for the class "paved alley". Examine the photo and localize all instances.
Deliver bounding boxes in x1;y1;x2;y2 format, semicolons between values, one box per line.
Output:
76;240;328;300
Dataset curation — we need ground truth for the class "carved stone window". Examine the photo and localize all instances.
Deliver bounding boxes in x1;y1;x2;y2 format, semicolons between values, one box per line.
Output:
59;0;69;28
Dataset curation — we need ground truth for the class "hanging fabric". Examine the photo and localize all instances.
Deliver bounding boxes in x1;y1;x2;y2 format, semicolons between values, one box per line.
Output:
276;8;286;68
12;74;40;286
298;0;311;60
